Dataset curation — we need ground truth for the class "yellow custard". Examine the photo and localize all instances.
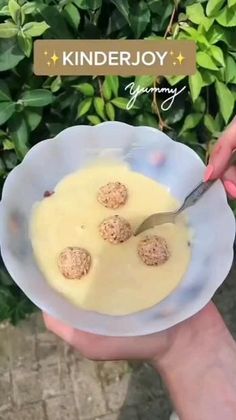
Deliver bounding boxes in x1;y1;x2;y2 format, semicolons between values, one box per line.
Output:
30;163;191;315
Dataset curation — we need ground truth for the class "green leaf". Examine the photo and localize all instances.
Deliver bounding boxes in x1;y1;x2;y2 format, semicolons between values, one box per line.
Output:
8;113;29;159
130;1;151;38
193;97;206;113
50;76;62;93
216;67;225;82
73;0;102;10
94;97;106;120
225;55;236;83
201;17;214;32
156;3;173;31
111;97;131;110
144;35;164;41
73;83;94;96
232;89;236;102
197;36;211;51
215;80;235;123
134;75;155;89
214;112;224;131
165;101;185;125
64;3;81;31
107;9;127;34
180;131;199;144
17;32;32;57
20;89;54;107
200;69;216;86
134;113;159;129
180;26;201;40
24;108;42;131
105;102;115;121
197;51;218;70
145;0;162;13
180;113;203;134
180;27;210;48
22;2;37;14
4;150;18;170
204;114;218;134
0;128;6;137
0;80;11;101
207;24;225;44
228;0;236;6
0;157;5;177
186;3;214;30
216;6;236;27
46;122;64;136
189;71;203;102
3;139;14;151
0;5;10;17
23;21;49;37
8;0;21;24
0;38;24;70
206;0;225;17
0;22;18;38
166;75;186;86
104;76;119;96
87;115;101;125
76;98;93;118
39;5;72;39
186;3;205;24
0;102;15;125
110;0;130;24
102;78;112;101
210;45;225;66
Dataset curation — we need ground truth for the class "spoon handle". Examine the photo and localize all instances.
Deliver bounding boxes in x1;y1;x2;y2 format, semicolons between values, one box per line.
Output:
178;149;236;214
178;180;214;213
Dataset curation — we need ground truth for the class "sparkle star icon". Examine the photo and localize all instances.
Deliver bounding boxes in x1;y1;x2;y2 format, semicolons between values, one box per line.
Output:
173;62;176;66
47;61;51;67
176;52;185;65
170;51;174;56
44;51;48;56
51;52;59;65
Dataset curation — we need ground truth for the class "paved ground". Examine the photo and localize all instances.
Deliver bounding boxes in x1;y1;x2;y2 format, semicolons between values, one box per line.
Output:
0;266;235;420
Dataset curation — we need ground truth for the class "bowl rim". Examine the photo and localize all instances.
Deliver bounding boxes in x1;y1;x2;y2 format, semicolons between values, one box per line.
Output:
0;121;235;336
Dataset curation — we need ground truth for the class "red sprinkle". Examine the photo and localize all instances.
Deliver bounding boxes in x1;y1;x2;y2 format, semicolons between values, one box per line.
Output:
44;190;54;198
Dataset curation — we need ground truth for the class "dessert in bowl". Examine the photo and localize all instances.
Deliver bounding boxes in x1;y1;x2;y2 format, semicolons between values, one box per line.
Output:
0;122;234;336
30;163;191;315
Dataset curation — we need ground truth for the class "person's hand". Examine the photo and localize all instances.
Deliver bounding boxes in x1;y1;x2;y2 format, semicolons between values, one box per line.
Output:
43;302;228;364
44;303;236;420
43;308;174;361
204;119;236;198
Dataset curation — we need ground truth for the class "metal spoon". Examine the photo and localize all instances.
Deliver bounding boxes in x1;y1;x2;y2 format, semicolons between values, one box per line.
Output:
135;149;236;236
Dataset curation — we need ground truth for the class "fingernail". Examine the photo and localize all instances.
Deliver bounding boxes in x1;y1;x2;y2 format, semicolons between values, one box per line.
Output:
204;164;214;182
224;180;236;198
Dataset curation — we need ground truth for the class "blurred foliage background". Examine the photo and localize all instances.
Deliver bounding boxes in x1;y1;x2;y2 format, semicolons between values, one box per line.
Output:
0;0;236;322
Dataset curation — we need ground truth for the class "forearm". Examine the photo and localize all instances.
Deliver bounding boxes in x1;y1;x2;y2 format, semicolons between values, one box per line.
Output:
153;303;236;420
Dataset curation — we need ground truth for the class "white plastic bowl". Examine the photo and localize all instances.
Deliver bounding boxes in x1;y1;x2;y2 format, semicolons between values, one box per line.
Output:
0;122;235;336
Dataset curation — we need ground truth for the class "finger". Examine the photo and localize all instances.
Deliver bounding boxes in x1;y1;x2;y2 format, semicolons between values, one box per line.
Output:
43;313;169;361
43;312;99;353
43;313;114;359
205;143;232;180
222;167;236;198
205;119;236;180
43;313;75;344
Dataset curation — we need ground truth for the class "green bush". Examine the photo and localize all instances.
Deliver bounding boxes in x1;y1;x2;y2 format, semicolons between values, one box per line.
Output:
0;0;235;322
